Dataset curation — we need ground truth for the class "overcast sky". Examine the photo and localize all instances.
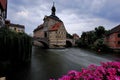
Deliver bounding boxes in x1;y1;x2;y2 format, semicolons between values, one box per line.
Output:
7;0;120;36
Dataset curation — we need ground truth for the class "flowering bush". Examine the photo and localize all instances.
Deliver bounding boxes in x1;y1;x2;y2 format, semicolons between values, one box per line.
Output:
50;61;120;80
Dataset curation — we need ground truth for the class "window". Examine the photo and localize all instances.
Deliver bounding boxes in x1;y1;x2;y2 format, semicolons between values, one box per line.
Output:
14;27;17;31
118;34;120;38
118;41;120;44
44;32;47;37
0;9;1;15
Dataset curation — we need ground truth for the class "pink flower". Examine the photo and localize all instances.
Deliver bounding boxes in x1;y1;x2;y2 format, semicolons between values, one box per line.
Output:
52;61;120;80
107;68;116;76
58;75;71;80
115;76;120;80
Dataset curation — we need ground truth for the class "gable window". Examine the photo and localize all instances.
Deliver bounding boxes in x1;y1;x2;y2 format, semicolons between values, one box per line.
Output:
118;34;120;38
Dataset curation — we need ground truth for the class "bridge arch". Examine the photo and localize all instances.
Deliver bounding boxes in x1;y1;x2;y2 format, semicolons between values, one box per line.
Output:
33;37;49;48
38;41;49;49
66;40;72;47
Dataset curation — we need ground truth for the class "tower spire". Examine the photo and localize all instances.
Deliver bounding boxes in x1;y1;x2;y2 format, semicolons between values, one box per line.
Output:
51;2;56;15
53;1;55;6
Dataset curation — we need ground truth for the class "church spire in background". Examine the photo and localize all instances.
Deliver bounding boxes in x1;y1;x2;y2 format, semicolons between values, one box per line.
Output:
51;2;56;15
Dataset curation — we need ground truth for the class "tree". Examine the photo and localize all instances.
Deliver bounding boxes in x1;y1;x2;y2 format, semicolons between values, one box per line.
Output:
76;26;109;50
80;31;97;46
95;26;105;38
0;27;32;74
77;32;88;48
66;33;73;39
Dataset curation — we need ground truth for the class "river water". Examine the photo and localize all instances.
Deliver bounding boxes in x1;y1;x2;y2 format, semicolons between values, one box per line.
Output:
7;46;120;80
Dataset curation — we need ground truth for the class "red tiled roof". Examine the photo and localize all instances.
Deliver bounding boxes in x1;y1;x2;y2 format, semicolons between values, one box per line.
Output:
73;33;79;38
109;25;120;34
49;22;62;31
0;0;7;10
105;24;120;36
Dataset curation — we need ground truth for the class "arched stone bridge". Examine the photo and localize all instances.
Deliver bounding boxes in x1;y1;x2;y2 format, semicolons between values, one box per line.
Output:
66;38;75;47
33;37;75;48
33;37;49;48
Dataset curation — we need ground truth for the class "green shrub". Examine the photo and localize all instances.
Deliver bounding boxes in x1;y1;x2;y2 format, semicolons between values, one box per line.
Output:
0;27;32;68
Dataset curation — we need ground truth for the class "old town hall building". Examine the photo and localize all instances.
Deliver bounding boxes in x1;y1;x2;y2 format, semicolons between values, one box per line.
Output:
33;3;67;48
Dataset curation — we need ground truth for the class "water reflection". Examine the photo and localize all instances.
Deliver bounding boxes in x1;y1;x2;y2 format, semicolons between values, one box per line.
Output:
30;46;82;80
31;46;65;79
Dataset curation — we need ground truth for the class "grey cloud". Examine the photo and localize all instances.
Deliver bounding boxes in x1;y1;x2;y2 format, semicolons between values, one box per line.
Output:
7;0;120;36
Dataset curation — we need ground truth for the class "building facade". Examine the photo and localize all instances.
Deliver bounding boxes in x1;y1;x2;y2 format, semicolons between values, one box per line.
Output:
33;3;67;48
104;25;120;49
5;20;25;33
73;33;79;40
49;22;66;48
0;0;7;27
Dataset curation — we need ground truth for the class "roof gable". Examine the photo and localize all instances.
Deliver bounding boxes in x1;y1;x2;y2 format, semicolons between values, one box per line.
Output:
110;25;120;34
45;15;62;22
33;24;43;32
9;23;25;29
73;33;79;38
